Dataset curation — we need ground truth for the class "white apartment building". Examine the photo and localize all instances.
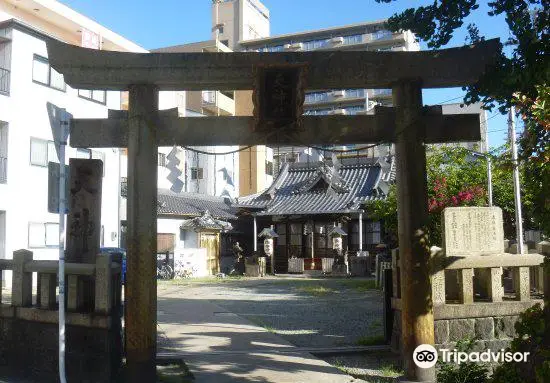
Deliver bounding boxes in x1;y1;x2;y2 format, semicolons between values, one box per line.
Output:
0;0;146;286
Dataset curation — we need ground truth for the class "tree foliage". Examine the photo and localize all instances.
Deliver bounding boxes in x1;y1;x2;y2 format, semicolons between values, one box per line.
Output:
365;146;530;246
375;0;549;235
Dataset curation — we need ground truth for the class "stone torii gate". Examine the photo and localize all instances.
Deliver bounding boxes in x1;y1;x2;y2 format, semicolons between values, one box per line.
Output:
47;38;499;382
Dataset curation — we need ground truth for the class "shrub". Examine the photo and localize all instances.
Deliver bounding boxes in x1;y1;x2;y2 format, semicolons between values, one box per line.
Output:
437;338;490;383
491;303;550;383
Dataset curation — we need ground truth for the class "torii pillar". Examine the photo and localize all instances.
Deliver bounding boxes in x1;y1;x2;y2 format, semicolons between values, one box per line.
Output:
393;80;433;381
125;85;159;381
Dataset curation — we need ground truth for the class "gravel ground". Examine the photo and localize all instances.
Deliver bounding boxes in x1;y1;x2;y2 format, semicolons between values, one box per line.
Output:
320;353;404;382
168;277;385;348
164;276;402;381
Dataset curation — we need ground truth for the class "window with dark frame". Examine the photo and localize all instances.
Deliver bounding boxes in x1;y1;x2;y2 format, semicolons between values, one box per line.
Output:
191;167;203;180
78;89;107;105
32;55;65;91
158;153;167;167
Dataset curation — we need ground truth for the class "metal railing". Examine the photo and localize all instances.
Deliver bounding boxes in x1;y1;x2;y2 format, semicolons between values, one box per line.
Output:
0;67;10;95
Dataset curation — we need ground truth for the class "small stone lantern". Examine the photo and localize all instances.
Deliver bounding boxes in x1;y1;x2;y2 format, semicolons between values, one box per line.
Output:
329;226;349;276
258;228;279;274
328;226;348;254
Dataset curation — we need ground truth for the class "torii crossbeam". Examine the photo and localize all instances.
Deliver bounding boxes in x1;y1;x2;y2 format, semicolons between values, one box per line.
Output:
47;38;499;382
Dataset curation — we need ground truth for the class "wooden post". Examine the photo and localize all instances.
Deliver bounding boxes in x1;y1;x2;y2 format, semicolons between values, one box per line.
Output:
253;216;257;252
393;80;435;382
359;213;363;251
125;84;159;382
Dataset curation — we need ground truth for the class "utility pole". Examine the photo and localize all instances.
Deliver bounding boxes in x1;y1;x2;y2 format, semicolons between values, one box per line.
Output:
483;110;493;207
509;106;524;254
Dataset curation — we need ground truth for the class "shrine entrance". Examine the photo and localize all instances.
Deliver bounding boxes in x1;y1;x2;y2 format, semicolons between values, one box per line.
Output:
47;38;499;382
199;232;220;276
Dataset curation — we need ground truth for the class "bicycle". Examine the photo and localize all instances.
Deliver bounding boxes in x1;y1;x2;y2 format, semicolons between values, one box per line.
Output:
157;264;173;280
173;259;198;279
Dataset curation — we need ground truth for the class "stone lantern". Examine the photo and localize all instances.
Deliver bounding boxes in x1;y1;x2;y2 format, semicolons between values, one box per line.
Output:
328;226;347;254
258;228;279;274
328;226;348;276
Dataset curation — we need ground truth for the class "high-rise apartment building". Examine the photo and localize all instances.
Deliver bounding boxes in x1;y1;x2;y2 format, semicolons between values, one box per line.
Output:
208;0;420;178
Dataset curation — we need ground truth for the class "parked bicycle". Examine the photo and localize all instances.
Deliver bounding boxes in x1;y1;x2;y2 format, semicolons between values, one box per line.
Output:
156;264;173;280
173;258;198;279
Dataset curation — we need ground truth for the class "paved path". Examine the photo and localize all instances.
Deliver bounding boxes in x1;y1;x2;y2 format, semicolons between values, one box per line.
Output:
157;284;365;383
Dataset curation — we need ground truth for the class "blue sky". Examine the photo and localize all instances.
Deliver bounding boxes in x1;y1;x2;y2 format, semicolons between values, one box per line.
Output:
60;0;516;148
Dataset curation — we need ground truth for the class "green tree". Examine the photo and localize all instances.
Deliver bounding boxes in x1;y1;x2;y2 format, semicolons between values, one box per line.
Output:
365;146;521;246
375;0;549;235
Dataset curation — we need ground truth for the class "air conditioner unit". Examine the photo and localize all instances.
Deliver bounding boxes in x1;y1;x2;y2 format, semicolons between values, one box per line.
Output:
285;42;303;50
329;108;347;115
332;90;345;98
330;36;344;44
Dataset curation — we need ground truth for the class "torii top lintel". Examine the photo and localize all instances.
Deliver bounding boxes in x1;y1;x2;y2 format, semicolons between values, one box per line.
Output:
46;38;500;91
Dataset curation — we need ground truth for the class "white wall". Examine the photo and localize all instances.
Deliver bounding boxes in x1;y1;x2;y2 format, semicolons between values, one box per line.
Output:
0;28;121;285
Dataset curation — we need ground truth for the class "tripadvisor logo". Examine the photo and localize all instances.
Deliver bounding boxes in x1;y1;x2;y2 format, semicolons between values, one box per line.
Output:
440;348;530;364
413;344;438;369
413;344;530;368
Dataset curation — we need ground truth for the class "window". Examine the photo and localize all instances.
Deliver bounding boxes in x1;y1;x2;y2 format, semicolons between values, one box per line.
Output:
78;89;106;105
343;34;363;45
265;160;273;176
158;153;167;167
345;89;365;98
303;39;328;51
30;138;58;166
32;55;65;91
218;26;224;34
76;148;91;159
29;222;59;248
191;167;203;180
121;176;128;198
365;221;381;244
345;105;365;115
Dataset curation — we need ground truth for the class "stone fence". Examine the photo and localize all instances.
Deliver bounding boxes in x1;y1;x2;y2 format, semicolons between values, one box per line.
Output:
0;249;123;382
390;241;548;358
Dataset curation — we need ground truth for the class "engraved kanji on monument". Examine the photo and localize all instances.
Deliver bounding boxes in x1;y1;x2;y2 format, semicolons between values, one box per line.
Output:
442;207;504;256
252;64;307;132
66;158;103;264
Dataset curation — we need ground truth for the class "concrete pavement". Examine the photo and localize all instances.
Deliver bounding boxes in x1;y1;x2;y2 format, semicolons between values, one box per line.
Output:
157;284;364;383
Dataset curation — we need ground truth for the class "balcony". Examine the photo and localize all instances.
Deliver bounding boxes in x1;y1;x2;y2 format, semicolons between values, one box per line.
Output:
369;89;392;99
0;68;10;95
304;89;367;105
201;91;235;116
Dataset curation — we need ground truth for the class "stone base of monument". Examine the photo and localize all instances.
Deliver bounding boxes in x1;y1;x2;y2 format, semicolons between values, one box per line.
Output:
331;263;348;277
245;257;266;277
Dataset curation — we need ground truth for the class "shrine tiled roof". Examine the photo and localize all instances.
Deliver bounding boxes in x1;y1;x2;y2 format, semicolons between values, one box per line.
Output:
157;189;237;220
236;156;394;216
